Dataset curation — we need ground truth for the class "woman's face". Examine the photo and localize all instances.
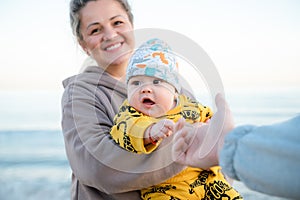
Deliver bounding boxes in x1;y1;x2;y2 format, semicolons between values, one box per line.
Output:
79;0;134;73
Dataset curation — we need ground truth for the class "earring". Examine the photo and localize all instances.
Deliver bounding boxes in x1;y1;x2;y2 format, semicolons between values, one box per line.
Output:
83;48;89;55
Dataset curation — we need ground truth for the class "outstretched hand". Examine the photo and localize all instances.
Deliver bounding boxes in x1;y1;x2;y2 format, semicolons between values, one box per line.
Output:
172;93;234;169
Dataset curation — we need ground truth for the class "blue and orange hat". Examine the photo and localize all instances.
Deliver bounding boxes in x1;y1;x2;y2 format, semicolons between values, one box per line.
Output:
126;38;181;92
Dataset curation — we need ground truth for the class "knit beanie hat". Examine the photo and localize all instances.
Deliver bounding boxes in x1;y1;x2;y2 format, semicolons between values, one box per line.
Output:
126;38;181;92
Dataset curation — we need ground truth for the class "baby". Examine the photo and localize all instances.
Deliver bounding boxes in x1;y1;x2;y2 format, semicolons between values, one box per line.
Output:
110;38;242;200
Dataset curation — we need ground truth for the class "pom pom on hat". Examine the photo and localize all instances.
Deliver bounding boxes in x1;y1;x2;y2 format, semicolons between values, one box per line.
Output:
126;38;181;92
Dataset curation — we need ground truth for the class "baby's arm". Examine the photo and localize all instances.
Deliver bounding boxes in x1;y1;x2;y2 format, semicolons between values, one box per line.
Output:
111;102;181;154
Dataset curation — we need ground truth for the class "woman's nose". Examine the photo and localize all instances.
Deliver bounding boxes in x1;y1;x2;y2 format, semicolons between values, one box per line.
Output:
102;26;117;41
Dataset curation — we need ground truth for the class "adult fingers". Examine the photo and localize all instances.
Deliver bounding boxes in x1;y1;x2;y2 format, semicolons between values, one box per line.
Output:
172;130;189;163
215;93;226;110
175;117;185;132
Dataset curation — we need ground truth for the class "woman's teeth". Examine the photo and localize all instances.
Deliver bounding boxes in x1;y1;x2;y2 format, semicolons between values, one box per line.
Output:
106;43;121;51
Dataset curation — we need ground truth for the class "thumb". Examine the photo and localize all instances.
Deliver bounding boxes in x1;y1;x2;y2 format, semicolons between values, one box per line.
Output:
175;117;185;132
215;92;234;131
196;93;226;159
215;93;226;111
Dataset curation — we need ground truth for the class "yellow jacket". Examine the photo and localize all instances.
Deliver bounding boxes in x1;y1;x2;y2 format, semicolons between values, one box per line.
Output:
110;95;212;154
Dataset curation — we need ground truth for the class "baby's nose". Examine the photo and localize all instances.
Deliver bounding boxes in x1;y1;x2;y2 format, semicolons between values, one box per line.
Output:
141;85;152;93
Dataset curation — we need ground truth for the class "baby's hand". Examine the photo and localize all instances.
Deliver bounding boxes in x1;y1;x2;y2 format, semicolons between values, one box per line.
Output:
146;119;176;144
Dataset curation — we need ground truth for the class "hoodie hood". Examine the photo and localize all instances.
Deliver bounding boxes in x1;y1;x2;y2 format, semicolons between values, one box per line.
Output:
62;66;127;95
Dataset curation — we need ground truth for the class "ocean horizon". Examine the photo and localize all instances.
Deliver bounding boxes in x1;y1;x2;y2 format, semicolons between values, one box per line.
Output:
1;87;299;199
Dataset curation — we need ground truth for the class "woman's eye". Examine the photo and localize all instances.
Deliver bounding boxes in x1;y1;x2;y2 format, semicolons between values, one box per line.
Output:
90;28;101;35
153;79;161;85
114;20;123;26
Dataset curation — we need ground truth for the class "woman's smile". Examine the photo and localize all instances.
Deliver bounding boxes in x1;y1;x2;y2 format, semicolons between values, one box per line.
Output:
104;42;122;51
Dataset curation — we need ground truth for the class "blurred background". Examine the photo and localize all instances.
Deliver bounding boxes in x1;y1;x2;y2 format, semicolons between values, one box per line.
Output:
1;0;299;199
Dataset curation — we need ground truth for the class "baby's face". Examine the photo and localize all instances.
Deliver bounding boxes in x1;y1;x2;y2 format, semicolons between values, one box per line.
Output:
127;75;177;117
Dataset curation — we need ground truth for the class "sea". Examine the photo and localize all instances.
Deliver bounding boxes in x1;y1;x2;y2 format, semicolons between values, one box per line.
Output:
0;87;299;200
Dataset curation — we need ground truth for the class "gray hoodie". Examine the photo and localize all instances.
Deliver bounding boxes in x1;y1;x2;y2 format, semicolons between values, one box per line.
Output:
61;66;186;199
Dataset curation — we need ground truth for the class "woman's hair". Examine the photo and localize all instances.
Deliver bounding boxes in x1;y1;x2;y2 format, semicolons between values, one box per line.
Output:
69;0;134;41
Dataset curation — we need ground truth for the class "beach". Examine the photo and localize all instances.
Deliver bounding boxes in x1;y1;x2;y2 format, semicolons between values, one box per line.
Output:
0;88;299;199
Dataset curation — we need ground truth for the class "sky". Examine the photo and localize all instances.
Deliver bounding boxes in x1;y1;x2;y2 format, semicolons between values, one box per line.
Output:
1;0;300;91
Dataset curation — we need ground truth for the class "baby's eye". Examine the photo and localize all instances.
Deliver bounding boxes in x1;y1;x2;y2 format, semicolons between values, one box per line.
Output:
131;81;141;86
153;79;162;85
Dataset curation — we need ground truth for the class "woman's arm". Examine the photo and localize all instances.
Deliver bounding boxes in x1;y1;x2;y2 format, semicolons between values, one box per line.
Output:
220;115;300;199
61;78;185;194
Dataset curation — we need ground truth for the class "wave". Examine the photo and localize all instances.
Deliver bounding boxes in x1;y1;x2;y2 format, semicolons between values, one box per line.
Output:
0;158;68;167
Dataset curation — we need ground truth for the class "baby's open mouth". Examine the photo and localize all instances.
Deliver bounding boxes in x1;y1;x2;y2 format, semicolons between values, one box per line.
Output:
142;98;155;105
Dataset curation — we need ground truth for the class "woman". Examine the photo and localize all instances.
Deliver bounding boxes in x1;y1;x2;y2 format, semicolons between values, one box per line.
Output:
62;0;188;199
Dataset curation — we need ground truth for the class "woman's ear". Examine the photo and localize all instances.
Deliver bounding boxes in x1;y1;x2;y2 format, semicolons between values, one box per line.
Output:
79;40;90;56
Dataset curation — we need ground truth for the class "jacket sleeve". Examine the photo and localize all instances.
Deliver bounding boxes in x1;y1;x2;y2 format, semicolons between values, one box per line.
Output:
182;95;213;122
220;115;300;199
110;101;159;154
198;103;213;122
61;82;185;195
